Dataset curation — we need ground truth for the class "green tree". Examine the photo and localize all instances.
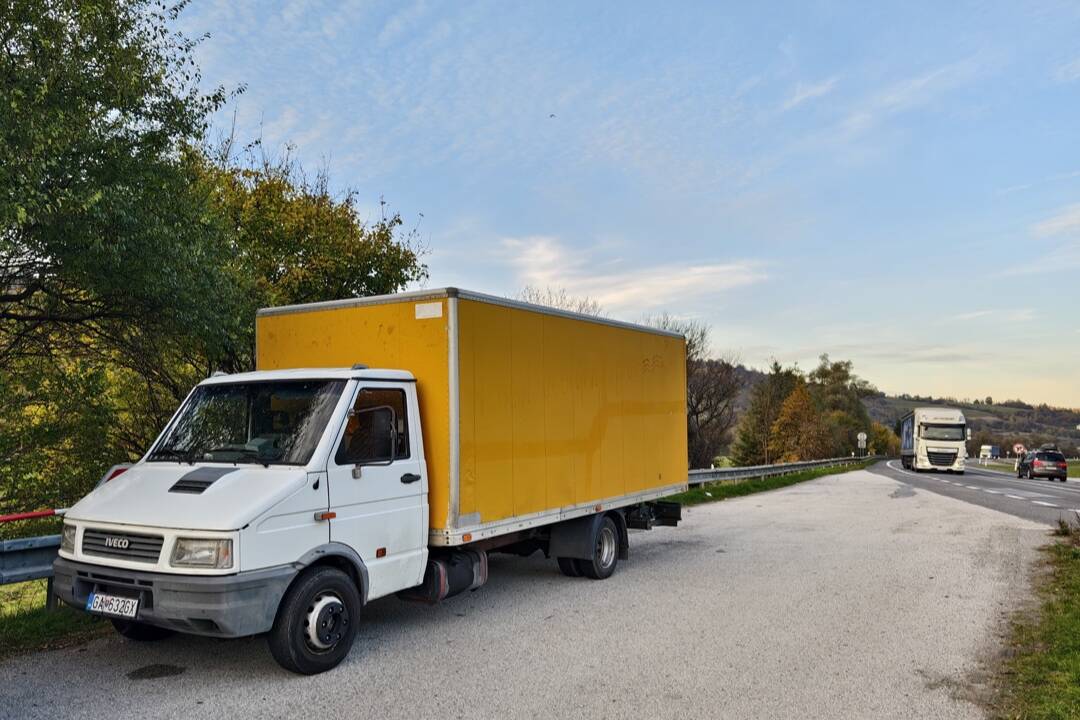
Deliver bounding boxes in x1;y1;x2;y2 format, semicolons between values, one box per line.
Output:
731;361;801;465
1;0;236;365
195;147;428;371
770;381;829;462
869;421;900;456
807;354;875;456
0;2;428;528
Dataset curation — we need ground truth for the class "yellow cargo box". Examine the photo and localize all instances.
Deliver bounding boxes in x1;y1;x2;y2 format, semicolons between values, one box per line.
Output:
256;288;688;546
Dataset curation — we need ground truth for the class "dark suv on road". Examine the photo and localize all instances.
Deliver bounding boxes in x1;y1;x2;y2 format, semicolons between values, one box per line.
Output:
1017;449;1068;482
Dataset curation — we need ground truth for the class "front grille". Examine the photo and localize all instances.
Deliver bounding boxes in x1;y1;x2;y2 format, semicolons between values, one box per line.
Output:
926;450;957;467
82;529;164;563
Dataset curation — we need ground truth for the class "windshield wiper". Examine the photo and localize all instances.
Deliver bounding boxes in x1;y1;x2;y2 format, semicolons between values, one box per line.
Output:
234;450;271;468
207;446;272;468
149;447;196;464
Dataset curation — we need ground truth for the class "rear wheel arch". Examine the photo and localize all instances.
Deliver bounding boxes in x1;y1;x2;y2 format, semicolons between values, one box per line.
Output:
608;510;629;561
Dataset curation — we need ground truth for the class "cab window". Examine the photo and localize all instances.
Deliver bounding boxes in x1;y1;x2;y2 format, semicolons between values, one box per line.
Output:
335;388;410;465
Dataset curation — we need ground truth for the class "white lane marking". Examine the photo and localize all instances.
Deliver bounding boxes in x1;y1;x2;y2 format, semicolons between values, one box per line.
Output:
1006;495;1025;500
1032;501;1060;508
982;489;1002;494
965;485;982;490
967;467;1080;495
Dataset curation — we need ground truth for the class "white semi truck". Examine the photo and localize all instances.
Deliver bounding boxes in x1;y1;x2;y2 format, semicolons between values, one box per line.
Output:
899;407;969;473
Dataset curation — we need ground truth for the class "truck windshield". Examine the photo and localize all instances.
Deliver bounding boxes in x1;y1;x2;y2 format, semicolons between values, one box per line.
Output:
148;380;346;466
920;424;965;441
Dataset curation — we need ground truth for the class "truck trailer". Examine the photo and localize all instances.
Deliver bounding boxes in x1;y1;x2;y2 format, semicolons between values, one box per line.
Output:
899;406;968;473
53;288;688;674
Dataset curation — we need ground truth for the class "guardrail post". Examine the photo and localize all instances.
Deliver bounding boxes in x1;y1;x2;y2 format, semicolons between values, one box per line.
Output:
45;575;58;611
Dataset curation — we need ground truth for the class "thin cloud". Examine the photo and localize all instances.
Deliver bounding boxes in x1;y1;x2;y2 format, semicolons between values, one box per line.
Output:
782;77;838;111
1031;203;1080;237
500;236;766;313
949;310;994;322
998;169;1080;195
947;309;1035;324
1055;58;1080;83
839;57;980;135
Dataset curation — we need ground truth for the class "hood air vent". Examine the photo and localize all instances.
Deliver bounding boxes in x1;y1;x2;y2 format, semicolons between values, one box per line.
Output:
169;467;238;494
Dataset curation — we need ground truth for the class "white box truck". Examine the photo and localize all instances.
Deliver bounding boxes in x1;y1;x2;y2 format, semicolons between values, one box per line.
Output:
53;289;688;674
899;407;968;473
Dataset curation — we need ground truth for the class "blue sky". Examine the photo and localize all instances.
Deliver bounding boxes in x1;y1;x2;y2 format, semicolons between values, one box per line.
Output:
180;1;1080;407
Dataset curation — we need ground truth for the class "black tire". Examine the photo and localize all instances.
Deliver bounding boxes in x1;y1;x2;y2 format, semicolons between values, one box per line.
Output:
579;516;620;580
111;619;175;642
268;566;361;675
557;557;583;577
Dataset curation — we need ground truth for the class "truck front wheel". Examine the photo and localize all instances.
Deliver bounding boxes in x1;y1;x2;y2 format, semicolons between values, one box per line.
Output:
268;566;361;675
579;516;620;580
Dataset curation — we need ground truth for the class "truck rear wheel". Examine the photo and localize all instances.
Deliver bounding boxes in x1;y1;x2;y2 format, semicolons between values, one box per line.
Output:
579;516;620;580
268;566;361;675
557;557;583;577
111;619;175;642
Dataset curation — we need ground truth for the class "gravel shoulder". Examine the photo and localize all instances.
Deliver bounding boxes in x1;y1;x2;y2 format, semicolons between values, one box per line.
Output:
0;467;1047;720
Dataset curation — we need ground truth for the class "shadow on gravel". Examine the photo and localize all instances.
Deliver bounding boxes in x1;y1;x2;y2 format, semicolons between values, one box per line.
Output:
126;663;186;680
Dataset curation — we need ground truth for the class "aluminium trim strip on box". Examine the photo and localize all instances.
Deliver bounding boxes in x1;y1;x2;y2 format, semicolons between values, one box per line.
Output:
427;482;688;547
448;295;460;528
256;287;457;317
450;289;685;339
255;287;685;340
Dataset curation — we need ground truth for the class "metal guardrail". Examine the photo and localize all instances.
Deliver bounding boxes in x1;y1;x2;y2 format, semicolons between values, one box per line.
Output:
688;456;880;486
0;535;61;609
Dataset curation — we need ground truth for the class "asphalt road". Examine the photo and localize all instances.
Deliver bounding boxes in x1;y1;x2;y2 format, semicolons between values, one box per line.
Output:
0;467;1047;720
871;460;1080;527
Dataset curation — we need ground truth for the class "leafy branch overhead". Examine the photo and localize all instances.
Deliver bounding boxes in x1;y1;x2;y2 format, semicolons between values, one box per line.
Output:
0;1;426;525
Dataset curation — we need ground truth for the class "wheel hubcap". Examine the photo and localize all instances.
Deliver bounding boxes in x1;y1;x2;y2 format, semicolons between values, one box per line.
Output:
596;526;616;569
304;592;348;652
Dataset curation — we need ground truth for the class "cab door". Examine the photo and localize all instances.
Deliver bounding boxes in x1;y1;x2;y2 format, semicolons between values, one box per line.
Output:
326;383;427;601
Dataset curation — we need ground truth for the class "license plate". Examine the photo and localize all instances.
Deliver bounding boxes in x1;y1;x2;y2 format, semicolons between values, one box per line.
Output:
86;592;139;619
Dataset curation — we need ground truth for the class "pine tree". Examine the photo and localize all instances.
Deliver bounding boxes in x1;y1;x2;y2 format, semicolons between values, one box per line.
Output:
731;362;801;465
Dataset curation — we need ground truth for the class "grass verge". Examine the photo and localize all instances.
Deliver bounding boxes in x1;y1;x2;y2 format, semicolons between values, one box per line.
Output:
0;579;109;660
664;459;878;506
998;522;1080;719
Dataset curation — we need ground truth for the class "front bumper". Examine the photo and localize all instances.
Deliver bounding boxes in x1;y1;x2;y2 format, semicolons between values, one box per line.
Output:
912;456;965;471
53;557;296;638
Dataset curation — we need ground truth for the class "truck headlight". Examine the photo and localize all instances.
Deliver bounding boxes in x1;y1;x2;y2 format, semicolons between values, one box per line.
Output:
61;523;76;554
170;538;233;569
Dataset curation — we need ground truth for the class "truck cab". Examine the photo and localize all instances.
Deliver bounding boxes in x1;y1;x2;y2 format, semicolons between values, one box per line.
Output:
54;367;429;674
900;407;968;473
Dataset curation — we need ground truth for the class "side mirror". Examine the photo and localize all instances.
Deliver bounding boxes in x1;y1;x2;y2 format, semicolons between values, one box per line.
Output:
966;428;972;440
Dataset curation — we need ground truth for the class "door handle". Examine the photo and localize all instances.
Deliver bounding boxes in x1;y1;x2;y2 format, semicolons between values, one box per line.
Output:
400;473;421;484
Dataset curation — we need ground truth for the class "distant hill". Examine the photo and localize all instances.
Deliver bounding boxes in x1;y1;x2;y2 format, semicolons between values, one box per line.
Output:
730;363;1080;456
862;394;1080;455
